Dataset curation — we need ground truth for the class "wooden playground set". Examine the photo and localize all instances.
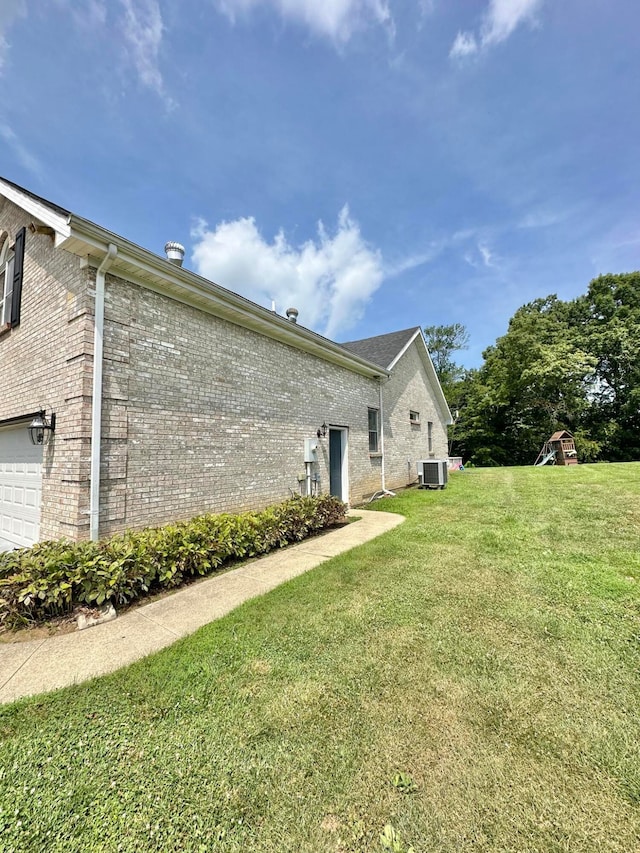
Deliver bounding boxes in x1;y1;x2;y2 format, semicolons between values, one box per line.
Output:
534;430;578;466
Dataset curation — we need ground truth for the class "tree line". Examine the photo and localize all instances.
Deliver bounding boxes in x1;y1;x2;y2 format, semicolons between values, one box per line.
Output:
425;271;640;466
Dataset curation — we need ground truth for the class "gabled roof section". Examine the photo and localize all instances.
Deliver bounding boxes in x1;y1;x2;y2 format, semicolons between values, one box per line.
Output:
0;177;71;245
0;176;389;381
0;177;71;218
341;327;419;370
550;430;573;441
342;326;453;424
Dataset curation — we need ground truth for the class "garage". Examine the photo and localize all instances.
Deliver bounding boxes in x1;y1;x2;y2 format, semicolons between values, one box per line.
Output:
0;424;43;551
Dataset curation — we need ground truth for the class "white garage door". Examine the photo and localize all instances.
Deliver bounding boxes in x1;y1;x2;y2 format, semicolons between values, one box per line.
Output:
0;425;43;551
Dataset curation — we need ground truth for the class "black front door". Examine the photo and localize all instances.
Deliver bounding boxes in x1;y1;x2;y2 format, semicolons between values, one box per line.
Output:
329;429;342;498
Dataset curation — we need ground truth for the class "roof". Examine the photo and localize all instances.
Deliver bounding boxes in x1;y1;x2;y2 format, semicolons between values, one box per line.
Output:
342;326;453;424
1;175;454;421
550;430;574;441
341;327;420;370
0;177;71;218
0;176;389;381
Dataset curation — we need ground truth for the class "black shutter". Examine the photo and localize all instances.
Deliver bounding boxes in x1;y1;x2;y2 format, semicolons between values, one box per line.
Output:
10;226;25;328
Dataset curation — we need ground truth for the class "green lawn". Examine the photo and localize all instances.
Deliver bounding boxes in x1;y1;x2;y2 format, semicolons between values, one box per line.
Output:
1;465;639;852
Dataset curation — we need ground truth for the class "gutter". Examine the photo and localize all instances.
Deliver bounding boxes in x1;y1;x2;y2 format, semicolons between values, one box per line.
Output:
61;217;389;381
89;244;117;541
0;177;388;379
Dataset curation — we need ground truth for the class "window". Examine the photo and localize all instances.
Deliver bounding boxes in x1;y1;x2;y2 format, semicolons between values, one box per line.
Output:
368;407;380;453
0;227;25;330
427;421;433;453
409;410;420;424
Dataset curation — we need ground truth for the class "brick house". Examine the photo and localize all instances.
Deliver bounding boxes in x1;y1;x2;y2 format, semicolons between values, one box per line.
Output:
0;177;452;550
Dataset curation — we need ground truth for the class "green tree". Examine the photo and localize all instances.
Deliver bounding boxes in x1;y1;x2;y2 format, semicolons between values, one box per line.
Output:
577;272;640;460
423;323;469;403
439;272;640;466
455;297;596;465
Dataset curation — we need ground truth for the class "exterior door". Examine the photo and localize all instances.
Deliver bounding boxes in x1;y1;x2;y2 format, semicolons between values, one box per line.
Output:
0;426;43;551
329;428;348;502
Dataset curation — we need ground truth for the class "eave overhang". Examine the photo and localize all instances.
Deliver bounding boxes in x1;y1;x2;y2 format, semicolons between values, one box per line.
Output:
0;177;388;379
0;178;71;244
61;215;389;381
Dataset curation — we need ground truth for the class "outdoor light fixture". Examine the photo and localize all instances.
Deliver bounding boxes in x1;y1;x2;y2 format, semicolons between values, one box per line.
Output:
317;422;328;439
28;411;56;445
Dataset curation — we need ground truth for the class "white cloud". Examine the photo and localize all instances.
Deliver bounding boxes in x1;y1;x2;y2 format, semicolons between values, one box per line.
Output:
463;239;501;270
449;31;477;59
481;0;543;47
478;242;494;267
518;207;572;229
54;1;169;99
384;231;475;277
0;122;41;176
451;0;544;59
191;207;384;338
384;248;440;277
119;0;166;96
215;0;393;43
0;0;26;71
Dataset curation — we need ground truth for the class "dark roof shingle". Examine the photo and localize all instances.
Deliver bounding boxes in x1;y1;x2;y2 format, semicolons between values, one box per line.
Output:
340;327;420;369
1;177;70;218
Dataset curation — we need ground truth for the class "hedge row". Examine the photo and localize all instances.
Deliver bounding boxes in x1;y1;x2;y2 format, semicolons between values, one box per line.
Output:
0;495;347;629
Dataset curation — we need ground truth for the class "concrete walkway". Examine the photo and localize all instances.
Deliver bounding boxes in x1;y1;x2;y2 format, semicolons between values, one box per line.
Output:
0;510;403;704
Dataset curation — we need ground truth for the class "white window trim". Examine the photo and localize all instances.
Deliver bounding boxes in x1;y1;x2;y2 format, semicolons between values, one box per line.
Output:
0;234;14;328
368;407;380;454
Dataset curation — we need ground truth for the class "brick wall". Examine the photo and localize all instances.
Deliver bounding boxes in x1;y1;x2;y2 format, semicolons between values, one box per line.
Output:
0;198;93;540
382;340;449;490
98;274;386;535
1;191;451;542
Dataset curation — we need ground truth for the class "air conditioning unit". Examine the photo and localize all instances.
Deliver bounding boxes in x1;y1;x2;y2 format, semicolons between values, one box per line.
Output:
417;459;448;489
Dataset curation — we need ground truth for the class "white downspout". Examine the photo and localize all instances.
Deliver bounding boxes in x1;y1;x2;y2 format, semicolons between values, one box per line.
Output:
367;376;394;501
89;244;118;541
379;379;386;492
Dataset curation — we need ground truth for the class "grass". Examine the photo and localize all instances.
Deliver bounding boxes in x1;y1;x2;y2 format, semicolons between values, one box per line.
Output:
1;464;639;852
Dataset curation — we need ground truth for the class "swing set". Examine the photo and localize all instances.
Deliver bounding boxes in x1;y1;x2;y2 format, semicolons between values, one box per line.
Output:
534;430;578;466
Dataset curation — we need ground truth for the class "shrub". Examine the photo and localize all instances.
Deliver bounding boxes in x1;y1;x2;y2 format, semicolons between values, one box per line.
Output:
0;495;346;629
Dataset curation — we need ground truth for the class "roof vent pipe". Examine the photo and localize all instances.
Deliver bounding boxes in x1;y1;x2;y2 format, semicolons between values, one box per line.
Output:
164;241;185;266
286;307;299;323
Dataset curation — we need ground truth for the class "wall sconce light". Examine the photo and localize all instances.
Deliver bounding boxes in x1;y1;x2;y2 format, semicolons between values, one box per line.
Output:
317;422;327;439
29;411;56;445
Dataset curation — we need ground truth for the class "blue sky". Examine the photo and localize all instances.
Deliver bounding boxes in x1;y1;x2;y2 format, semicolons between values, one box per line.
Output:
1;0;638;365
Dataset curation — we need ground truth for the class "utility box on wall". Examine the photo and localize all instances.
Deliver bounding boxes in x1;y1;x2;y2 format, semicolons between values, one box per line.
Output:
304;438;318;463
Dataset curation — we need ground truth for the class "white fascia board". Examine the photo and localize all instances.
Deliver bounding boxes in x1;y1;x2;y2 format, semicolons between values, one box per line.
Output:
389;328;453;424
387;328;422;371
0;179;71;243
63;216;389;381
